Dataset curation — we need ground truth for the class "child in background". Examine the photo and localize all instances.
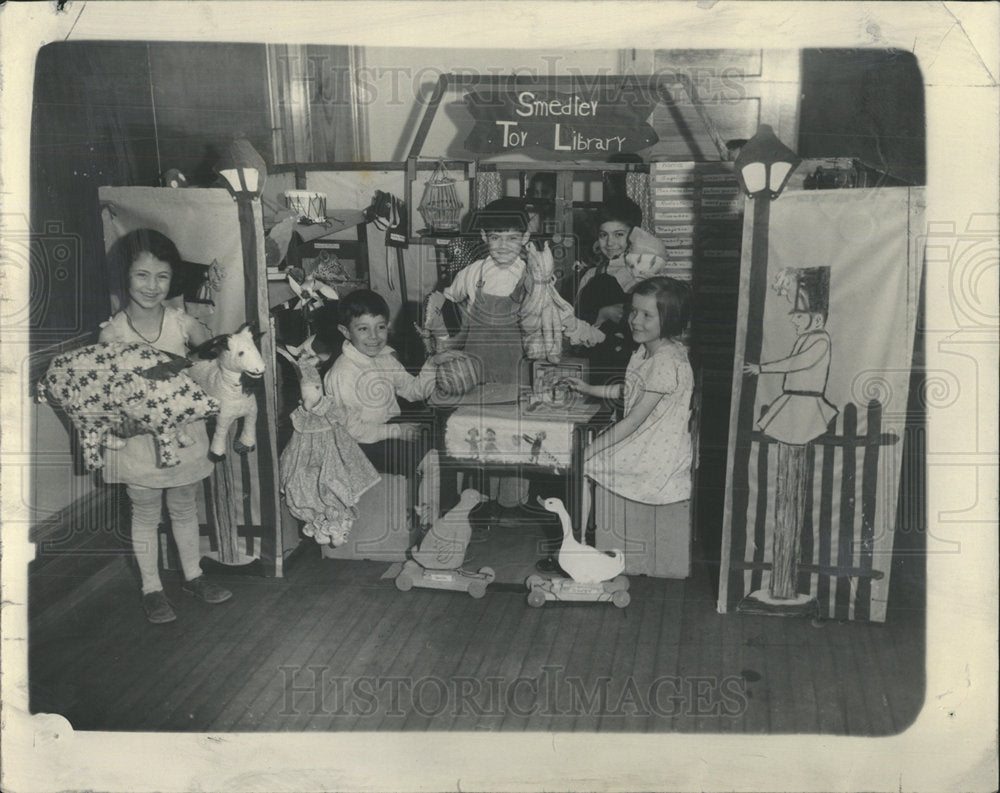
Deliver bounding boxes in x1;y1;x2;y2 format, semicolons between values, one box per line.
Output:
99;228;232;624
323;289;459;518
574;198;670;385
564;276;694;506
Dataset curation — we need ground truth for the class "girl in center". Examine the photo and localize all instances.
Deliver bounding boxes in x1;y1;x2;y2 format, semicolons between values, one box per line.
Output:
563;276;694;507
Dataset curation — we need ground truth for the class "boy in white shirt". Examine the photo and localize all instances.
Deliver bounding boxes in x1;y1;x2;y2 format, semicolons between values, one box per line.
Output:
324;289;456;501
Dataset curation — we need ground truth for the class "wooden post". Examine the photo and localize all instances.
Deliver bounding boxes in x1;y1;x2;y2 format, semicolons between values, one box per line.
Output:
771;442;808;598
210;449;242;564
233;193;283;575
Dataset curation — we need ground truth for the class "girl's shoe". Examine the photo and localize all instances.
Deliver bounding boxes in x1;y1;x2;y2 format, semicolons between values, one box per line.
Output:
181;576;233;604
142;590;177;624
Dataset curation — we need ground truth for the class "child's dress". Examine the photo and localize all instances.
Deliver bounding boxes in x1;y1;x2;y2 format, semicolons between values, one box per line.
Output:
279;396;381;546
586;339;693;505
99;307;213;488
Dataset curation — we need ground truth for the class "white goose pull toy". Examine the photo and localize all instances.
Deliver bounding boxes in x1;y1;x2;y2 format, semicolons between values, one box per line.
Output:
526;496;630;608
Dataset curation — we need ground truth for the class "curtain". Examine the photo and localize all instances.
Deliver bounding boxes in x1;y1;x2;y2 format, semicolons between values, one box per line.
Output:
267;44;368;164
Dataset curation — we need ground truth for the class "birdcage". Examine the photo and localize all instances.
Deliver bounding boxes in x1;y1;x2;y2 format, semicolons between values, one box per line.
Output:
417;160;464;232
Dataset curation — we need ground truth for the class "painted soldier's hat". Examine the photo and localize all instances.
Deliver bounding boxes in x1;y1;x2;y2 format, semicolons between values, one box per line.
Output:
790;266;831;318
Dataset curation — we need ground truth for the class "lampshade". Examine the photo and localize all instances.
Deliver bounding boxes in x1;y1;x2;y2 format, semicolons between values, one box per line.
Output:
218;167;261;196
734;124;801;199
215;136;267;197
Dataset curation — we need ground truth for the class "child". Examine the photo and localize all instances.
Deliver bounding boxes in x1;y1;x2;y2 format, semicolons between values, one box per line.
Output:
323;289;458;520
564;276;694;506
442;200;532;384
99;228;232;624
574;198;670;385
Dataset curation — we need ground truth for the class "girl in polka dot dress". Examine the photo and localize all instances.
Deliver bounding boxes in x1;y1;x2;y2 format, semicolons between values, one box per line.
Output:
563;276;693;505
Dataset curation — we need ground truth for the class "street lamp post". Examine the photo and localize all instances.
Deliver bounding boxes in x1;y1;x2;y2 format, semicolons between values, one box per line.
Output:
731;125;816;616
212;148;281;571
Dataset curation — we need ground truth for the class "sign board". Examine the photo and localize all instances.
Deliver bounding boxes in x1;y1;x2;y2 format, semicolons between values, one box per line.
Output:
462;87;659;157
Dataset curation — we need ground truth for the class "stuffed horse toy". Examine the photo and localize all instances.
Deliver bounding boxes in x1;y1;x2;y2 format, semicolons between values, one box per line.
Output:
182;323;267;461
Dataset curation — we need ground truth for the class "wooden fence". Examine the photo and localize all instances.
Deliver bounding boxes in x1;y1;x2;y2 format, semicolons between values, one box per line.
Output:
726;400;899;621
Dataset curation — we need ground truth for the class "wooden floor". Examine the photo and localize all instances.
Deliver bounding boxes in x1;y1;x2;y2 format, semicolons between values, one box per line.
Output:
27;525;925;734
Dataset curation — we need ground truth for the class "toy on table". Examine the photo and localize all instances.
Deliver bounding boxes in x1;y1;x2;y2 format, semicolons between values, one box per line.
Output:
525;496;630;608
395;488;496;598
519;242;604;363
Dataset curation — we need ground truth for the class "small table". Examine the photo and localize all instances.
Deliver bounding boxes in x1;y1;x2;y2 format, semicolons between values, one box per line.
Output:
431;386;612;537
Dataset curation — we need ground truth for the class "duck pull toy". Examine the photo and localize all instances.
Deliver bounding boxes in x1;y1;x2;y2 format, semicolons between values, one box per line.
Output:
526;496;630;608
394;489;496;599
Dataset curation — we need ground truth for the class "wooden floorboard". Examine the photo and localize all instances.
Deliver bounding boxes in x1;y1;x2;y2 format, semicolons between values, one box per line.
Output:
28;543;926;735
715;596;746;734
530;604;589;732
779;617;821;734
190;577;359;731
809;618;849;734
582;598;632;731
367;591;465;732
763;609;802;734
554;592;608;732
269;582;392;732
879;613;925;732
135;583;299;731
481;592;556;731
632;579;674;734
737;614;772;733
667;576;711;733
313;585;436;731
495;602;553;732
399;592;497;732
449;592;526;732
594;591;644;733
826;618;874;735
852;622;899;735
733;613;770;734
